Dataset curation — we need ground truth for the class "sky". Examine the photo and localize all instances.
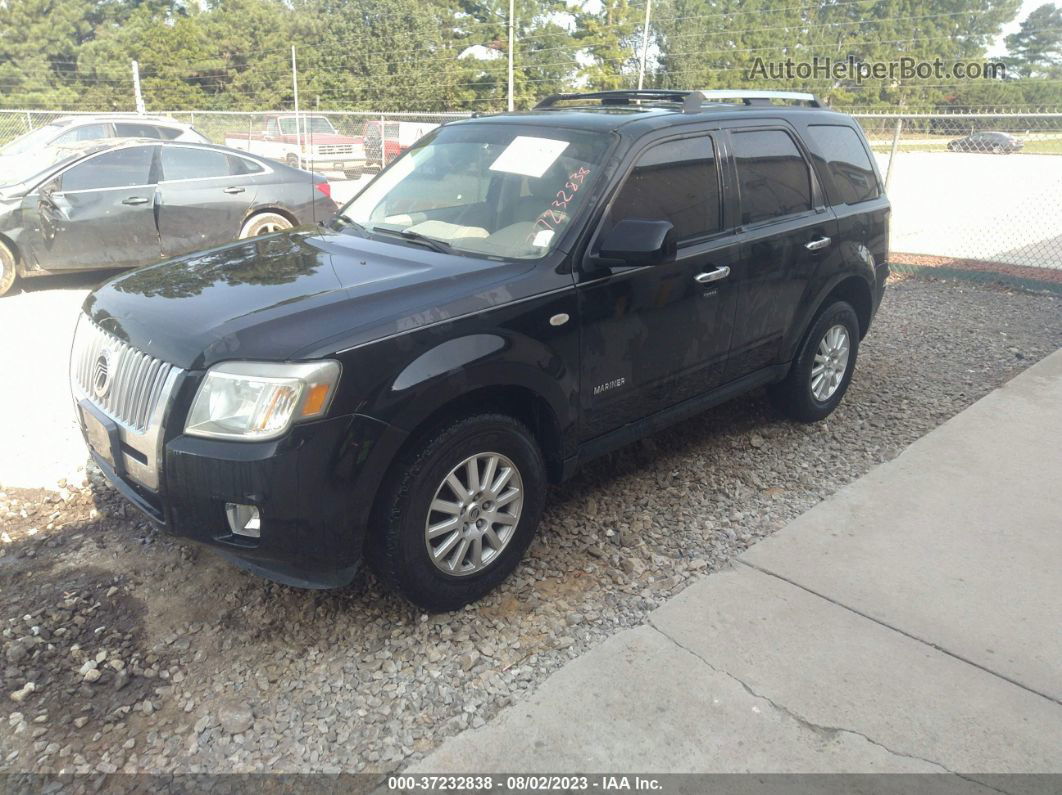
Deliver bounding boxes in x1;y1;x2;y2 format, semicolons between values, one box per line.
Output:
988;0;1050;56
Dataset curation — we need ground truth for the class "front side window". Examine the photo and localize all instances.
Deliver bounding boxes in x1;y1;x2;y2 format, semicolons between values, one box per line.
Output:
53;123;111;146
342;125;611;259
732;129;812;224
606;136;721;241
60;146;154;191
806;124;880;205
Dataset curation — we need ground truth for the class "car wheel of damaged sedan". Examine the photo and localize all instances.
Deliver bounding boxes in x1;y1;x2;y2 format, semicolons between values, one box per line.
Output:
0;241;17;297
368;414;547;612
239;212;294;238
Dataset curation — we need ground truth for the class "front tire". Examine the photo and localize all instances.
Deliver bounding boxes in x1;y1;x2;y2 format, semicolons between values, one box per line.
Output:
769;300;860;423
239;212;293;239
0;241;18;297
368;413;547;612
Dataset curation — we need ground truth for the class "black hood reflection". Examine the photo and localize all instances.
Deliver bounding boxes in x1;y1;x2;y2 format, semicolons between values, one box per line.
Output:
112;234;323;299
82;228;531;371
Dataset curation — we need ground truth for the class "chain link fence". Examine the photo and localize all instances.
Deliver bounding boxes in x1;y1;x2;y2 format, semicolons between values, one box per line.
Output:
2;107;1061;278
855;111;1062;279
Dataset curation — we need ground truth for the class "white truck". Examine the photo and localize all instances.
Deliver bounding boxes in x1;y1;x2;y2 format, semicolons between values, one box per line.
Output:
224;114;367;179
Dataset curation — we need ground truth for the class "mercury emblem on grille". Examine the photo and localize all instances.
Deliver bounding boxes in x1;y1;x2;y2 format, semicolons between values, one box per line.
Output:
92;348;114;399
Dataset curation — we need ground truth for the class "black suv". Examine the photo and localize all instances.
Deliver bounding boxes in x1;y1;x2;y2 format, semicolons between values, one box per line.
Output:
71;90;889;611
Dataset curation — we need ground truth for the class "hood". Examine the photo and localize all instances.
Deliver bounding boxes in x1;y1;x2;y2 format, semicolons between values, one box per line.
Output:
83;229;535;370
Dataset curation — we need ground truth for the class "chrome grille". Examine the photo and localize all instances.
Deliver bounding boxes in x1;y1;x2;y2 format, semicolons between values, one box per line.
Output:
71;316;175;433
316;144;354;155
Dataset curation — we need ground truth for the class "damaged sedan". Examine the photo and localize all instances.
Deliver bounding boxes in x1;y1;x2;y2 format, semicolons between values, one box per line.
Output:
0;138;337;296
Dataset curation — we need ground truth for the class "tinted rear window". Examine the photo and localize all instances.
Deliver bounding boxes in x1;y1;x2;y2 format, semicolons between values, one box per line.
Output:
807;124;880;204
732;129;812;224
160;147;263;180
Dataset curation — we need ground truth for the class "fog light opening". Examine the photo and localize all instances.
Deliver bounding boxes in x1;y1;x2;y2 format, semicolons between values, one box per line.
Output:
225;503;261;538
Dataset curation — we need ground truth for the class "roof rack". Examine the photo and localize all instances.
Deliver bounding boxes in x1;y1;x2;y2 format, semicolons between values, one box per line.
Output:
697;90;821;108
535;90;706;113
534;89;823;114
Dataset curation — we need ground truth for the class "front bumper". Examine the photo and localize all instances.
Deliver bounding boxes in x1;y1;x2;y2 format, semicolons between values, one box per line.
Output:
83;412;405;589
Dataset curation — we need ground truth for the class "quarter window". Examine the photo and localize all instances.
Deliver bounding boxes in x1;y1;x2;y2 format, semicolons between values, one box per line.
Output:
807;125;880;204
60;146;154;191
608;137;721;241
732;130;812;224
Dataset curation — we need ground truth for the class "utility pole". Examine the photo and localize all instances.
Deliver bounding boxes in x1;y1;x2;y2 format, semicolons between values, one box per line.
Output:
131;60;146;114
637;0;652;90
507;0;515;112
291;46;303;165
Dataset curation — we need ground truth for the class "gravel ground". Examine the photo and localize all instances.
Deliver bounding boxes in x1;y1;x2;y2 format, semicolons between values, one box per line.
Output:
1;276;1060;775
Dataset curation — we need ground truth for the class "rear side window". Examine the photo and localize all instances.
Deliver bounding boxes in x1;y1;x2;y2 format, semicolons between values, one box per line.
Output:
807;124;880;204
732;129;812;224
608;137;721;241
115;122;163;139
160;147;261;180
60;146;154;191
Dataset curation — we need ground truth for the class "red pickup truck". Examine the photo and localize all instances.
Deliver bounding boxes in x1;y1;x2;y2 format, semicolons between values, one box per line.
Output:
225;114;367;178
362;120;440;169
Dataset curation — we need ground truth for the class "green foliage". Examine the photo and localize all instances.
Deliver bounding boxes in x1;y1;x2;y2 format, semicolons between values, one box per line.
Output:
1004;3;1062;78
0;0;1057;112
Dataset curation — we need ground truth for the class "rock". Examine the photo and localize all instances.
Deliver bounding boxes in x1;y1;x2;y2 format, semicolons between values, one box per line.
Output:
9;682;35;703
73;716;89;729
458;651;480;671
83;668;102;683
687;558;708;571
218;701;254;735
749;433;765;449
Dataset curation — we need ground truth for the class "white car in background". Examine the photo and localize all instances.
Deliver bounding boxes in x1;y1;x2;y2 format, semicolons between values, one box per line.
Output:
0;115;208;182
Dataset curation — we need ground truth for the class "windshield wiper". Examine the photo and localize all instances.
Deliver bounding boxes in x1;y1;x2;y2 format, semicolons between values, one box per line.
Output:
331;214;368;234
373;226;453;254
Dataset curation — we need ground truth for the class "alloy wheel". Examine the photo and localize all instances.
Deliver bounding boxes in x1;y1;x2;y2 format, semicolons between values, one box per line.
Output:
424;452;524;577
811;324;851;401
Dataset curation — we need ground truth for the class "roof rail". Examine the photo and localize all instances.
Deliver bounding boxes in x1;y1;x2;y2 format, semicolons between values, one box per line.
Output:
535;90;705;113
697;90;822;108
534;89;823;114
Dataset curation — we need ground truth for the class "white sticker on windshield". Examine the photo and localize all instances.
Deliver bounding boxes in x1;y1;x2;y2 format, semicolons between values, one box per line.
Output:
489;136;570;178
532;229;555;248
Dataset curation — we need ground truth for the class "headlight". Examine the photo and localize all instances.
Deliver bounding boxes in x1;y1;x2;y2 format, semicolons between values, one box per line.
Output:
185;360;341;441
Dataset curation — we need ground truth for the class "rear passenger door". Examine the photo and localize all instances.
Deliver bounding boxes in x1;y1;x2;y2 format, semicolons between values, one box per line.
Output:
724;127;837;380
156;147;262;256
577;133;741;439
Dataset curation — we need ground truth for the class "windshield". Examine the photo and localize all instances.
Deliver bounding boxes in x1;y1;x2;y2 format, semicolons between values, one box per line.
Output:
1;124;64;156
340;124;611;259
279;117;337;135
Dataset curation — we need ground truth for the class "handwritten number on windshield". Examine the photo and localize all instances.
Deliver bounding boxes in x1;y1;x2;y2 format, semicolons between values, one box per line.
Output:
529;167;591;242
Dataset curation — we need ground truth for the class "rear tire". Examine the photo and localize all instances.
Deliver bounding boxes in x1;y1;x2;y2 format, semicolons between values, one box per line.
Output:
367;413;547;612
239;212;293;239
0;241;18;297
769;301;860;423
343;166;362;180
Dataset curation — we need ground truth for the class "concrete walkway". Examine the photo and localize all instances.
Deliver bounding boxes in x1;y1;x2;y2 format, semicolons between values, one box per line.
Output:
414;349;1062;775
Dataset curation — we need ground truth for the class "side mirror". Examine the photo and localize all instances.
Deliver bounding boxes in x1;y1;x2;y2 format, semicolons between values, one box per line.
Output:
594;219;676;267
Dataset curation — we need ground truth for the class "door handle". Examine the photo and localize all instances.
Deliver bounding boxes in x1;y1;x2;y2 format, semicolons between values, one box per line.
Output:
694;266;731;284
223;186;246;194
805;236;832;251
121;196;149;206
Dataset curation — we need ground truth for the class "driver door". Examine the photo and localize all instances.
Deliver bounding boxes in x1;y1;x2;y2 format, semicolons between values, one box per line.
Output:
25;145;160;271
576;133;740;440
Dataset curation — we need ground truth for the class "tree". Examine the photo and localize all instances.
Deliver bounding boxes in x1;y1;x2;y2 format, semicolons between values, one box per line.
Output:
1005;3;1062;78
